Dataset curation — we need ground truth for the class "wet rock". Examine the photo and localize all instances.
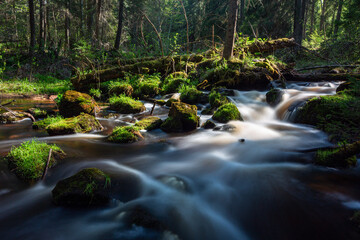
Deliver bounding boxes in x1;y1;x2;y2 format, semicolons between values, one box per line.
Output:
52;168;111;207
161;102;199;133
212;103;243;123
0;111;28;123
46;113;103;136
109;95;146;114
59;90;98;118
213;123;237;132
158;175;190;193
123;205;165;230
216;88;235;96
7;139;65;182
135;117;163;131
266;88;284;106
32;115;63;130
201;107;215;115
180;87;208;105
28;108;48;119
209;90;229;109
107;126;144;143
166;98;180;107
202;120;216;129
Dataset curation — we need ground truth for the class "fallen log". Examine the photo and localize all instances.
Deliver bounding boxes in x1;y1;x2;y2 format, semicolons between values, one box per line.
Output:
295;65;360;72
246;38;296;53
283;72;360;82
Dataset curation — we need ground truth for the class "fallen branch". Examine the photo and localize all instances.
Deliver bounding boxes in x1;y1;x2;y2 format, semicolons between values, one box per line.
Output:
295;65;360;71
41;148;53;181
0;103;35;122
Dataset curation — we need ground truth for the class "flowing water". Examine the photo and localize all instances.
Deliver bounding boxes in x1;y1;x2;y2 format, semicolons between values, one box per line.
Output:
0;82;360;240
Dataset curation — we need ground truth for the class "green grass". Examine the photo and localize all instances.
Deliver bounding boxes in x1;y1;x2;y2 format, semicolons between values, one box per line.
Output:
109;94;145;113
0;75;71;95
6;139;64;182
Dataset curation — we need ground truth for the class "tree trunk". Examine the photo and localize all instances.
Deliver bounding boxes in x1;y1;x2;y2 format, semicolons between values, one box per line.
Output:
28;0;36;54
333;0;344;37
95;0;102;43
309;0;316;35
80;0;84;36
114;0;124;50
179;0;189;53
65;0;71;49
320;0;327;33
223;0;239;60
39;0;44;51
294;0;307;46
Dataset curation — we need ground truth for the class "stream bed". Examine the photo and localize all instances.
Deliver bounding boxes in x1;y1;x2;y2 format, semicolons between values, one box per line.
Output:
0;82;360;240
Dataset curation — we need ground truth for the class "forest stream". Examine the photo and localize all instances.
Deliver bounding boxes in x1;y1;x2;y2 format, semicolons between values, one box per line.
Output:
0;82;360;240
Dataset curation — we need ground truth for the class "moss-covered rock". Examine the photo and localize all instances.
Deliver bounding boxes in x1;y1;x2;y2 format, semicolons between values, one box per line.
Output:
162;78;189;94
6;139;65;182
32;115;63;130
52;168;111;207
28;108;48;119
180;86;207;105
202;120;216;129
59;90;98;118
134;79;161;98
351;211;360;229
109;95;146;114
108;82;134;96
46;113;103;136
0;111;28;124
314;148;357;168
294;95;360;142
209;90;229;109
212;103;242;123
266;88;284;106
161;102;199;132
107;126;144;143
135;117;163;131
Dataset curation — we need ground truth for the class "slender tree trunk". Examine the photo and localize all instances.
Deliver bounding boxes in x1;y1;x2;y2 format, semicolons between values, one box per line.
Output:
95;0;102;43
240;0;245;24
143;13;164;56
46;0;51;44
333;0;344;36
309;0;316;35
320;0;327;33
65;0;71;49
13;1;19;40
179;0;189;53
80;0;84;36
114;0;124;50
39;0;45;51
223;0;239;60
28;0;36;54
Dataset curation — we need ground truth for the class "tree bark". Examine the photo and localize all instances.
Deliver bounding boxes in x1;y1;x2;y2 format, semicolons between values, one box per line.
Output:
320;0;327;33
223;0;239;60
65;0;71;49
294;0;307;46
114;0;124;50
309;0;316;35
333;0;344;37
28;0;36;54
179;0;189;53
39;0;45;51
95;0;102;43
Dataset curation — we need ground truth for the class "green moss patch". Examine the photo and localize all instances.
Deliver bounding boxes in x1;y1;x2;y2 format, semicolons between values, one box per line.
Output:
315;148;357;168
28;108;48;119
33;115;63;130
46;113;103;136
107;126;144;143
109;95;146;114
162;77;190;94
161;102;199;132
108;82;134;96
135;117;163;131
180;86;206;105
59;90;98;118
6;139;65;182
209;90;229;109
52;168;111;207
212;103;242;123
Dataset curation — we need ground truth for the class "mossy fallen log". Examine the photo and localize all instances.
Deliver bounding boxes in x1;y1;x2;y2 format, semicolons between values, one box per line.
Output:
246;38;296;53
283;73;360;82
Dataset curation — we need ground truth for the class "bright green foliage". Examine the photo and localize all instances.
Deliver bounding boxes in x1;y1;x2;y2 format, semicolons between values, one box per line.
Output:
135;117;163;131
161;102;199;132
109;95;146;113
108;81;134;96
33;115;63;130
180;86;205;105
212;103;242;123
89;88;101;99
134;75;161;98
209;90;228;109
6;139;64;182
30;108;47;118
315;148;357;168
107;126;143;143
162;77;190;94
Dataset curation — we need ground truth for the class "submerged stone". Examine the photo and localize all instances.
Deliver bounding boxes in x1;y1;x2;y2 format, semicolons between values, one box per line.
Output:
266;88;284;106
59;90;98;118
52;168;111;207
202;120;216;129
212;103;242;123
46;113;103;136
161;102;199;132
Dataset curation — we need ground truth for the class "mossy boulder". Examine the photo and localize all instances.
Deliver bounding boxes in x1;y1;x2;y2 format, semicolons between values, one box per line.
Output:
212;103;243;123
52;168;111;207
209;90;229;109
46;113;103;136
180;87;207;105
314;148;357;168
109;95;146;114
59;90;98;118
0;111;28;123
28;108;48;119
202;120;216;129
108;82;134;96
6;139;65;182
33;115;63;130
266;88;284;106
162;78;189;94
135;117;163;131
134;79;161;98
161;102;199;132
107;126;144;143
